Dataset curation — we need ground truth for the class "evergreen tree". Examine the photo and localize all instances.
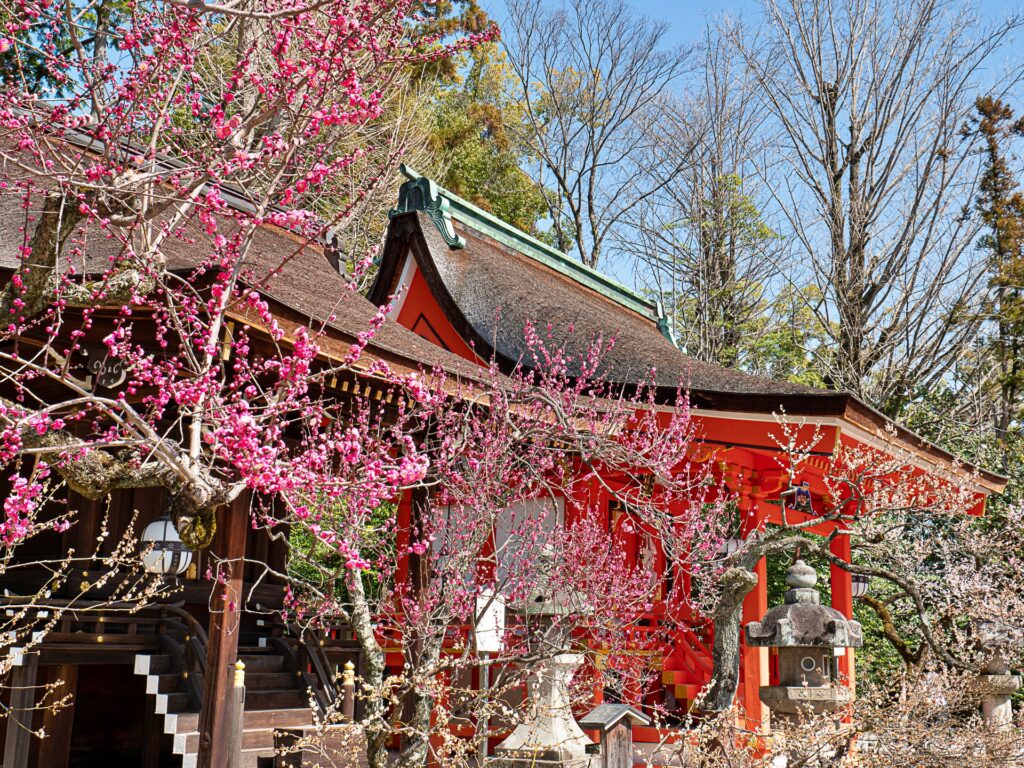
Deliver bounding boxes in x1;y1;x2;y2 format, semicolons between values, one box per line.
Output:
970;96;1024;473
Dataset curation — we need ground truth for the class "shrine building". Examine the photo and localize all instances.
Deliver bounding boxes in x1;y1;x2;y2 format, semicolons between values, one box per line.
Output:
0;148;1004;767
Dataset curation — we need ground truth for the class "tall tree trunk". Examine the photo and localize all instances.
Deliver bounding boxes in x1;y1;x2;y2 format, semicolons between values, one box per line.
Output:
699;567;759;712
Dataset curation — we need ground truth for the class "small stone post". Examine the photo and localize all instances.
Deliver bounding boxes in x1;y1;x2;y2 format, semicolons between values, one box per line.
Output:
490;547;594;768
491;653;593;767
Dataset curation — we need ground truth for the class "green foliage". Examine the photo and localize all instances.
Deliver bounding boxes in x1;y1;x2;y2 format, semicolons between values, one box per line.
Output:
853;592;909;685
1;0;132;94
287;502;396;607
408;0;494;84
425;44;550;237
965;95;1024;473
0;10;53;93
654;174;826;384
694;174;775;252
397;0;551;240
739;285;827;388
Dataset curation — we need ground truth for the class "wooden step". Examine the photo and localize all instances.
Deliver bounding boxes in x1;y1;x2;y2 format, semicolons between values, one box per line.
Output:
239;748;277;768
165;711;199;733
166;705;313;738
155;691;190;714
241;707;314;730
662;669;706;685
245;671;301;690
239;653;285;673
178;725;286;753
142;654;173;675
245;689;307;710
162;673;191;693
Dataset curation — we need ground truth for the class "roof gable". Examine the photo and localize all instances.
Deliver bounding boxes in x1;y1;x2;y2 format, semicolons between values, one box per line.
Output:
390;165;680;346
375;183;819;400
370;172;1007;494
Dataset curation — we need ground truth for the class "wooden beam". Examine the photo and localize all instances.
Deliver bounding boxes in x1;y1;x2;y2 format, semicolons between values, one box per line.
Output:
36;664;78;768
3;652;40;768
197;492;250;768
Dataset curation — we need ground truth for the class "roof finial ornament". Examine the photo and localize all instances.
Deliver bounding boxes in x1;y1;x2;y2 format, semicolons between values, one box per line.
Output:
655;300;681;349
389;164;466;250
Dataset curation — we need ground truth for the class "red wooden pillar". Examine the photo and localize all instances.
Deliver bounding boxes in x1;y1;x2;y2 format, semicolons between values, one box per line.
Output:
829;533;855;692
197;491;250;768
740;498;769;732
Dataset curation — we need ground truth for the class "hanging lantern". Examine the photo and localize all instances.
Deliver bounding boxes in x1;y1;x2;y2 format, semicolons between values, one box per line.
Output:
851;573;870;599
140;516;193;576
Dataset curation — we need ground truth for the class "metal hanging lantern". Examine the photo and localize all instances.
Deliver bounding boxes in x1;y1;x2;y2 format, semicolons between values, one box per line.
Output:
851;573;870;599
140;515;193;576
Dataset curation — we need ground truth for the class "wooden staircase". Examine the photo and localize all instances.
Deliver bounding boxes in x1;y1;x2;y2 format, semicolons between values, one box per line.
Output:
662;624;715;713
135;644;319;768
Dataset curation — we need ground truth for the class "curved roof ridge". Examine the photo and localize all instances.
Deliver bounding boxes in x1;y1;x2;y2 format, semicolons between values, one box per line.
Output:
389;165;679;345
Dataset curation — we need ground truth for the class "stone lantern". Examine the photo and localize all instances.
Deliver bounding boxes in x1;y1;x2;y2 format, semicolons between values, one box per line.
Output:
491;549;595;768
975;621;1021;728
745;560;863;721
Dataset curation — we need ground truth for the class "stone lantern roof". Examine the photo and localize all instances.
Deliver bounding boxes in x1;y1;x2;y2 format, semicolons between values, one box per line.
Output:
745;560;863;649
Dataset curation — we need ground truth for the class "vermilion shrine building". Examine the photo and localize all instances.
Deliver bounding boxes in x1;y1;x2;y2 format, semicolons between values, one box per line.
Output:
0;153;1004;767
370;167;1005;742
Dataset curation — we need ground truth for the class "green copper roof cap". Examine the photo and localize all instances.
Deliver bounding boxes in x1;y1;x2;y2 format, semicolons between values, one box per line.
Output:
389;170;466;249
391;165;679;346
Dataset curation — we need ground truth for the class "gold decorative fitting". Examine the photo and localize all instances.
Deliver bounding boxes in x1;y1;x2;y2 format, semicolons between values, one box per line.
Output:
183;672;189;679
96;635;104;643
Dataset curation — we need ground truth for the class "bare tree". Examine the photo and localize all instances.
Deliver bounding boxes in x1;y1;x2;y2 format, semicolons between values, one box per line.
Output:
501;0;691;269
623;31;785;367
730;0;1022;415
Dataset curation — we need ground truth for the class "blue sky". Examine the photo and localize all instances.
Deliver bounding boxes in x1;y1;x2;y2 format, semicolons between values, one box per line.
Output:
480;0;1023;289
483;0;1024;45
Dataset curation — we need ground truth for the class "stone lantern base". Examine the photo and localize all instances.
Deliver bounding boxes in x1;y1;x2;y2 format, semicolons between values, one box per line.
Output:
489;748;593;768
978;673;1022;727
978;673;1022;697
760;684;853;718
490;653;594;768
